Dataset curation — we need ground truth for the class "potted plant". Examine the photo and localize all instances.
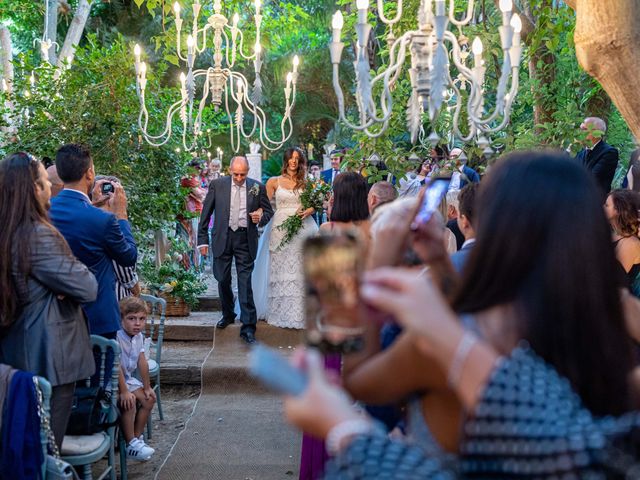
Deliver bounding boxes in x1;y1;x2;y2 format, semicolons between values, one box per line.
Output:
140;256;207;316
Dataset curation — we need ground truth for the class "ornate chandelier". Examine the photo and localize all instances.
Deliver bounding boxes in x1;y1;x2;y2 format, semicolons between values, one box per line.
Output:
329;0;522;153
133;0;299;153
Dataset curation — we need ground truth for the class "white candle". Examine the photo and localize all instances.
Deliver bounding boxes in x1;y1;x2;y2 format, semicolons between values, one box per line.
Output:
331;11;343;43
292;55;300;73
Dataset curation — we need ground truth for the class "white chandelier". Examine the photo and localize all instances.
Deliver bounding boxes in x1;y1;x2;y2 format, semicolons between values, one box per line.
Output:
133;0;299;153
329;0;522;152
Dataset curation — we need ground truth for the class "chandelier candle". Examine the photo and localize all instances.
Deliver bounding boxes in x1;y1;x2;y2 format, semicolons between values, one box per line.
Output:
134;0;299;152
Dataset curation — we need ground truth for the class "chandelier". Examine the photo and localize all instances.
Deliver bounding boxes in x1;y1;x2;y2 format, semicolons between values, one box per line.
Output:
133;0;299;153
329;0;522;152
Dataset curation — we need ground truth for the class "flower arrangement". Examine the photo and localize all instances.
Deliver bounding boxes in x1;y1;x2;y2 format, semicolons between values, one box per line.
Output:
276;179;331;249
140;253;207;309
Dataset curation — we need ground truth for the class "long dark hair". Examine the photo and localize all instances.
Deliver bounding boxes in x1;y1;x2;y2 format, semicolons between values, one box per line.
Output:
453;151;634;416
281;147;307;191
330;172;369;223
0;153;51;326
609;189;640;237
629;149;640;192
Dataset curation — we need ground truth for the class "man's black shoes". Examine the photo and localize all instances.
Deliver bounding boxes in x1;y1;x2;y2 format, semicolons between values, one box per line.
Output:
216;318;235;329
240;331;256;345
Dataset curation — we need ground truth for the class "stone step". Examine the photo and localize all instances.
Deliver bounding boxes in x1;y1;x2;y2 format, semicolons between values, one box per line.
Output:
162;311;220;341
193;295;221;312
159;324;305;388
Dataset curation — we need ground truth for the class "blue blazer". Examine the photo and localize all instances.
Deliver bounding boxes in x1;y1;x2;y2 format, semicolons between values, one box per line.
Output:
50;190;137;335
321;169;338;185
460;165;480;189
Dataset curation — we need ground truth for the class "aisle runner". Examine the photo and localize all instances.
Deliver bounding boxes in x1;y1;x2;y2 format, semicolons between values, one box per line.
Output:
157;325;304;480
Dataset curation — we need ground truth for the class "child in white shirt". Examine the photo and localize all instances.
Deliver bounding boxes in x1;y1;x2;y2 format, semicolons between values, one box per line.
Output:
117;296;156;461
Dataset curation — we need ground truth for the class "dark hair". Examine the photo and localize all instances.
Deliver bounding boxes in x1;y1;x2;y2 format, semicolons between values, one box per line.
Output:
119;296;148;318
309;161;321;169
281;147;307;190
42;156;54;169
431;145;449;162
457;183;479;226
453;151;634;416
0;153;57;326
630;150;640;193
56;144;92;183
609;189;640;237
331;172;369;222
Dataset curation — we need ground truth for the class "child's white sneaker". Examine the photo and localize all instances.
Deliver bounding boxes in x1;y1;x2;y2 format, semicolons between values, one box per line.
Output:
126;438;154;461
138;435;155;454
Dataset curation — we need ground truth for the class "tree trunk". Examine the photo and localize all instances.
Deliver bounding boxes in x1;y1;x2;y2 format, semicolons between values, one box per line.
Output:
571;0;640;140
46;0;59;64
528;44;556;134
57;0;92;68
0;24;13;94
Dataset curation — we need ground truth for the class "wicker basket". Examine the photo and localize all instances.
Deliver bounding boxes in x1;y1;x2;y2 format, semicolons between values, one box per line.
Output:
160;293;190;317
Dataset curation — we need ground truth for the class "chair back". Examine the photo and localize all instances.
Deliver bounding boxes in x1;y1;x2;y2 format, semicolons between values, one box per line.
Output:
35;376;52;480
140;294;167;365
86;336;120;427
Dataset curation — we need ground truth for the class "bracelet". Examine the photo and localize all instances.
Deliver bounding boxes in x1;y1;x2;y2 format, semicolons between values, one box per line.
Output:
447;331;477;389
325;419;373;456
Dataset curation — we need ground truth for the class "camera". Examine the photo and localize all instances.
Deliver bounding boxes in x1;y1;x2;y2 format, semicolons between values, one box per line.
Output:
101;182;114;195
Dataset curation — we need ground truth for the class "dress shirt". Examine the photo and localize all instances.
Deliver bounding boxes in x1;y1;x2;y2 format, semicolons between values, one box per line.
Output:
229;181;247;228
332;169;340;182
461;238;476;249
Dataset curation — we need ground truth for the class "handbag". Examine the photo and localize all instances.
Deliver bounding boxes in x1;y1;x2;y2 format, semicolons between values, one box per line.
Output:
66;386;111;435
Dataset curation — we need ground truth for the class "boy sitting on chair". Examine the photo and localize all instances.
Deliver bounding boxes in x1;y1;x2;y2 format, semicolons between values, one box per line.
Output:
117;297;156;461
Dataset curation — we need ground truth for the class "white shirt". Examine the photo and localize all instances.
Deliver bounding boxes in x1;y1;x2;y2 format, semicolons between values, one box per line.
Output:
116;330;145;392
461;238;476;250
229;181;247;228
448;165;465;191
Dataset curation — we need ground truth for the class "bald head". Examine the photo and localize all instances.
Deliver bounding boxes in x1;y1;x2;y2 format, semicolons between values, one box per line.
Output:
46;165;64;197
229;156;249;186
368;180;397;214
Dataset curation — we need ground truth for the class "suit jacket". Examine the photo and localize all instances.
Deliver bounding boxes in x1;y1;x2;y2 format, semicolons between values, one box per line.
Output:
459;165;480;189
197;177;274;260
575;140;619;195
49;190;138;335
0;223;97;386
450;239;475;273
321;169;340;186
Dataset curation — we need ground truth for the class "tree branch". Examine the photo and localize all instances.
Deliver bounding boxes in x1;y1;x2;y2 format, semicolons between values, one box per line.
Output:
0;24;13;93
57;0;92;68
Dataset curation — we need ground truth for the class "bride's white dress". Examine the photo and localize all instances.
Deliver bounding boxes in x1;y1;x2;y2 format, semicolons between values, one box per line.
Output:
266;186;318;329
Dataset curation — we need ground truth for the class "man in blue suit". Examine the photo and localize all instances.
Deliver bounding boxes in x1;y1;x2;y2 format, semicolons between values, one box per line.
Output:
49;144;138;340
321;149;343;186
449;148;480;190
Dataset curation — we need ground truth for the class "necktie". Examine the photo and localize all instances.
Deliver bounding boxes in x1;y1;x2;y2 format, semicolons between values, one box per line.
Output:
332;169;338;182
230;184;240;231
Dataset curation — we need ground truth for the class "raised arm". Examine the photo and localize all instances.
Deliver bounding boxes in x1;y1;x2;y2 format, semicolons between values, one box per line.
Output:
103;216;138;267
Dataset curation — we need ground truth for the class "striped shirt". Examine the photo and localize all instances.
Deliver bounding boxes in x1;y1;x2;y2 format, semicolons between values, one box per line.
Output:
113;261;138;301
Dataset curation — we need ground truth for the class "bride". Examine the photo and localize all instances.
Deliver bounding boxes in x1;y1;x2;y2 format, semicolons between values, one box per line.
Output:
261;147;318;329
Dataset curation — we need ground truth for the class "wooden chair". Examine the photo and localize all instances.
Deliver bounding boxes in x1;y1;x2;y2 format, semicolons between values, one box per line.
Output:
140;293;166;439
60;336;121;480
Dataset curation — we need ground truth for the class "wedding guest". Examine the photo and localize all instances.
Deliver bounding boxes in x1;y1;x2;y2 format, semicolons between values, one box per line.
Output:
445;189;464;250
341;151;637;466
623;149;640;191
322;172;371;243
0;152;96;448
321;149;343;186
117;296;156;461
449;147;480;191
450;183;479;273
575;116;619;197
605;189;640;297
308;161;321;181
50;144;137;389
46;164;64;197
367;180;397;215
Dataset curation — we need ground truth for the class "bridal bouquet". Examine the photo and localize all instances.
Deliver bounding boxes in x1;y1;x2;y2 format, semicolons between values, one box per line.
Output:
277;179;331;249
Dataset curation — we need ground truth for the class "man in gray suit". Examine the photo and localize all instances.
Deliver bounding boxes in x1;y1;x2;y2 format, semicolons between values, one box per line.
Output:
197;156;273;344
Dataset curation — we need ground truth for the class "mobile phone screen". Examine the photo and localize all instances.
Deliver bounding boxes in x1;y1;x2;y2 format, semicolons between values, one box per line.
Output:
412;177;451;227
303;232;364;354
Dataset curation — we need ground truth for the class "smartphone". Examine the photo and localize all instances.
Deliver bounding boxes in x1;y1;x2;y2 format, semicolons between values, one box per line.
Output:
412;176;451;228
248;345;308;396
303;231;364;354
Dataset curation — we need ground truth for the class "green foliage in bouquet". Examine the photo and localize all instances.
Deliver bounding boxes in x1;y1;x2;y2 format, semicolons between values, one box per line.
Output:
277;179;331;249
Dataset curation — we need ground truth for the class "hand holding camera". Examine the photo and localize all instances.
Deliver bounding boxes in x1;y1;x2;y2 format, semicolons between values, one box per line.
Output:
92;179;128;220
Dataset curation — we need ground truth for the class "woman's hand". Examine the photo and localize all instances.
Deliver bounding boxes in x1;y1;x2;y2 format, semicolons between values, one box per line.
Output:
361;268;458;346
411;213;448;265
297;207;315;219
284;349;362;439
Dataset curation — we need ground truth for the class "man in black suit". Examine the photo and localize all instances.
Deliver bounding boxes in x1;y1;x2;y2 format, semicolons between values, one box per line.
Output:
575;117;619;197
197;156;274;344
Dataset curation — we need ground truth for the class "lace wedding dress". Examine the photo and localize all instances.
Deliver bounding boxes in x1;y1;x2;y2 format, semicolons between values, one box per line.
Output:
266;186;318;329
